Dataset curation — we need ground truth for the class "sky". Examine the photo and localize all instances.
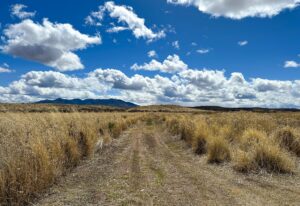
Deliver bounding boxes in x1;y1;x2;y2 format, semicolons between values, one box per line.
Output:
0;0;300;107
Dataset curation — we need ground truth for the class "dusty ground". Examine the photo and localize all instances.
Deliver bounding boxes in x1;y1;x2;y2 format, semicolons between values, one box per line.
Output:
34;123;300;206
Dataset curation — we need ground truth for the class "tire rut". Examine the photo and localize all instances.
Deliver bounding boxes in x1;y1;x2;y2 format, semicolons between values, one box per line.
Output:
34;123;300;206
141;126;238;206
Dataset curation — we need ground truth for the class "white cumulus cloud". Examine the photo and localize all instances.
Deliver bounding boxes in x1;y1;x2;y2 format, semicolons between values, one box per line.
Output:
86;1;165;41
2;19;101;71
1;55;300;108
167;0;300;19
131;54;188;73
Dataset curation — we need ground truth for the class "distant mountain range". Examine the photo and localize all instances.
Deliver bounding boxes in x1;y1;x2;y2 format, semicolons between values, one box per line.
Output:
36;98;138;108
34;99;300;112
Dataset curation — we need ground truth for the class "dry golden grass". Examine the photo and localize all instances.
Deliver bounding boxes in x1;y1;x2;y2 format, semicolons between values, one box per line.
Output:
0;112;141;205
193;121;211;155
234;129;295;173
274;126;300;156
164;112;300;174
207;136;231;163
0;106;300;205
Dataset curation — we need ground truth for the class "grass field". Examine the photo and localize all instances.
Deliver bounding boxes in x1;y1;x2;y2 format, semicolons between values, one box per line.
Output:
164;112;300;173
0;105;299;205
0;111;140;205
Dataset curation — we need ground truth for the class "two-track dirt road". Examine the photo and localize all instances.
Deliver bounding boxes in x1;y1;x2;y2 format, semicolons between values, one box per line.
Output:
35;123;300;206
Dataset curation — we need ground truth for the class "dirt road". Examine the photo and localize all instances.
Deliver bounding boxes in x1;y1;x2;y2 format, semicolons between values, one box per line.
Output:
35;123;300;206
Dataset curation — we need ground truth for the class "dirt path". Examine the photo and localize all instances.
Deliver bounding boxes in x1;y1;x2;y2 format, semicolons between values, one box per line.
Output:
34;123;300;206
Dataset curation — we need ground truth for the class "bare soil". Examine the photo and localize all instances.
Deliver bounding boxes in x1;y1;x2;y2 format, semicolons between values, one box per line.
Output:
34;123;300;206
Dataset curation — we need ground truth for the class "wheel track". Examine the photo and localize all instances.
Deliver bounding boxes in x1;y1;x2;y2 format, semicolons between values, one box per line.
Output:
34;123;300;206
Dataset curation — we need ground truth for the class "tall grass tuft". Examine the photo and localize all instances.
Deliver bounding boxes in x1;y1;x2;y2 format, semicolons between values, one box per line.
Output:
207;136;231;163
192;122;210;155
164;113;298;174
234;129;295;173
274;127;300;156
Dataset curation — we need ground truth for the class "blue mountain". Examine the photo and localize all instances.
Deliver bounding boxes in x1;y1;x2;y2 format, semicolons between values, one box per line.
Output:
36;98;138;108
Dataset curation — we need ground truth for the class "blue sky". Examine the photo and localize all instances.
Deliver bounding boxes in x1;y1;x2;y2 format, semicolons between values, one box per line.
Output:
0;0;300;107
